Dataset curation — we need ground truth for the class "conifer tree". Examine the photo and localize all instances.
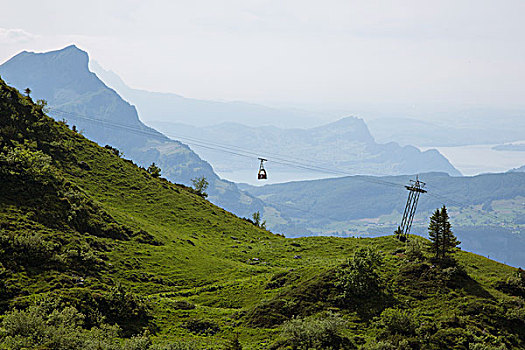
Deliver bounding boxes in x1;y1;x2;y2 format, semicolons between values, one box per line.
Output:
428;208;442;259
428;205;460;261
147;162;161;178
440;206;460;259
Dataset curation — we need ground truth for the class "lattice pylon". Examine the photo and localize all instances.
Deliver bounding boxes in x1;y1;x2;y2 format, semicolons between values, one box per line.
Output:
397;176;427;240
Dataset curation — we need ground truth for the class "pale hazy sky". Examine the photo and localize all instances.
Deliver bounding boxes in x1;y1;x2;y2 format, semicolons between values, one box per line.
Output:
1;0;524;112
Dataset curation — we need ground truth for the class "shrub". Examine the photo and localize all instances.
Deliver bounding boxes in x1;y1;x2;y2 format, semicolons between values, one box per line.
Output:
405;239;424;261
2;305;47;340
0;231;57;269
364;341;396;350
104;144;121;157
496;268;525;297
182;317;220;335
150;341;201;350
171;300;195;310
0;144;55;182
0;304;123;350
123;333;153;350
278;313;352;349
224;335;243;350
336;247;383;303
469;344;508;350
96;284;152;336
378;308;418;336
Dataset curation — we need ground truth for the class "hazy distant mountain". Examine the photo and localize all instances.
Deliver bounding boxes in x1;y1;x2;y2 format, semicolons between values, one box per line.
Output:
0;45;164;150
92;60;525;148
368;113;525;147
90;61;326;128
148;117;462;181
493;143;525;152
240;171;525;267
0;45;265;218
509;165;525;173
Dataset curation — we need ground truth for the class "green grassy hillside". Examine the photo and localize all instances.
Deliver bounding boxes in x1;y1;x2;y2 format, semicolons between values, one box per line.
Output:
0;45;266;220
241;172;525;267
0;78;524;349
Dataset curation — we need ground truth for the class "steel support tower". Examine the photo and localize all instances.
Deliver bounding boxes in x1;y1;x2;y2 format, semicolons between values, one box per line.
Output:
398;176;427;239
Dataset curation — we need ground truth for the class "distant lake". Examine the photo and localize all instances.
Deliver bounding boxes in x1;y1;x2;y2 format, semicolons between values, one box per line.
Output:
421;143;525;176
208;143;525;185
214;169;339;186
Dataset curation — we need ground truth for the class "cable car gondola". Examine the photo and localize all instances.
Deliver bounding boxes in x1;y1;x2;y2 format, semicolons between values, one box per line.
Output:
258;158;267;180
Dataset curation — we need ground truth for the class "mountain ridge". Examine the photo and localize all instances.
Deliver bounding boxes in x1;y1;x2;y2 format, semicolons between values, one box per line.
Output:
0;45;269;219
89;62;462;180
148;117;461;184
90;60;326;128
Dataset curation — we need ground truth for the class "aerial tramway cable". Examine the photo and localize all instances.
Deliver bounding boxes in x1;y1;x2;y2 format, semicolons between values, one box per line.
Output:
49;107;406;188
48;107;513;227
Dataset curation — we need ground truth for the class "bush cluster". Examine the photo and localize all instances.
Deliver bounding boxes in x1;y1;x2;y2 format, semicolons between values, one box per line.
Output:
273;312;352;349
336;247;383;303
0;301;198;349
182;317;220;335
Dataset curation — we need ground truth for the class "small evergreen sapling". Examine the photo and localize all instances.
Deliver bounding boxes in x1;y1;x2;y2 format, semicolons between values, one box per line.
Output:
147;162;161;178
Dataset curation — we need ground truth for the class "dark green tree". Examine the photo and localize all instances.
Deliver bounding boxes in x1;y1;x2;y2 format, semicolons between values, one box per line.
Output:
427;208;442;259
24;87;31;97
428;205;459;261
191;176;209;198
147;162;161;178
440;206;460;258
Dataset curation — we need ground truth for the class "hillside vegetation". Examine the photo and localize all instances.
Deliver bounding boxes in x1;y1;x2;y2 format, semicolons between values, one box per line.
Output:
0;45;265;220
0;78;524;349
241;172;525;267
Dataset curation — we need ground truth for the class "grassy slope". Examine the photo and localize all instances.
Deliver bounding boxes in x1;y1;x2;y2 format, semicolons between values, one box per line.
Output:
0;78;523;349
242;173;525;267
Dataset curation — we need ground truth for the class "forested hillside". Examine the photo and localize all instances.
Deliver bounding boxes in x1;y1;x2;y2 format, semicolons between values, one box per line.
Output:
0;78;524;349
